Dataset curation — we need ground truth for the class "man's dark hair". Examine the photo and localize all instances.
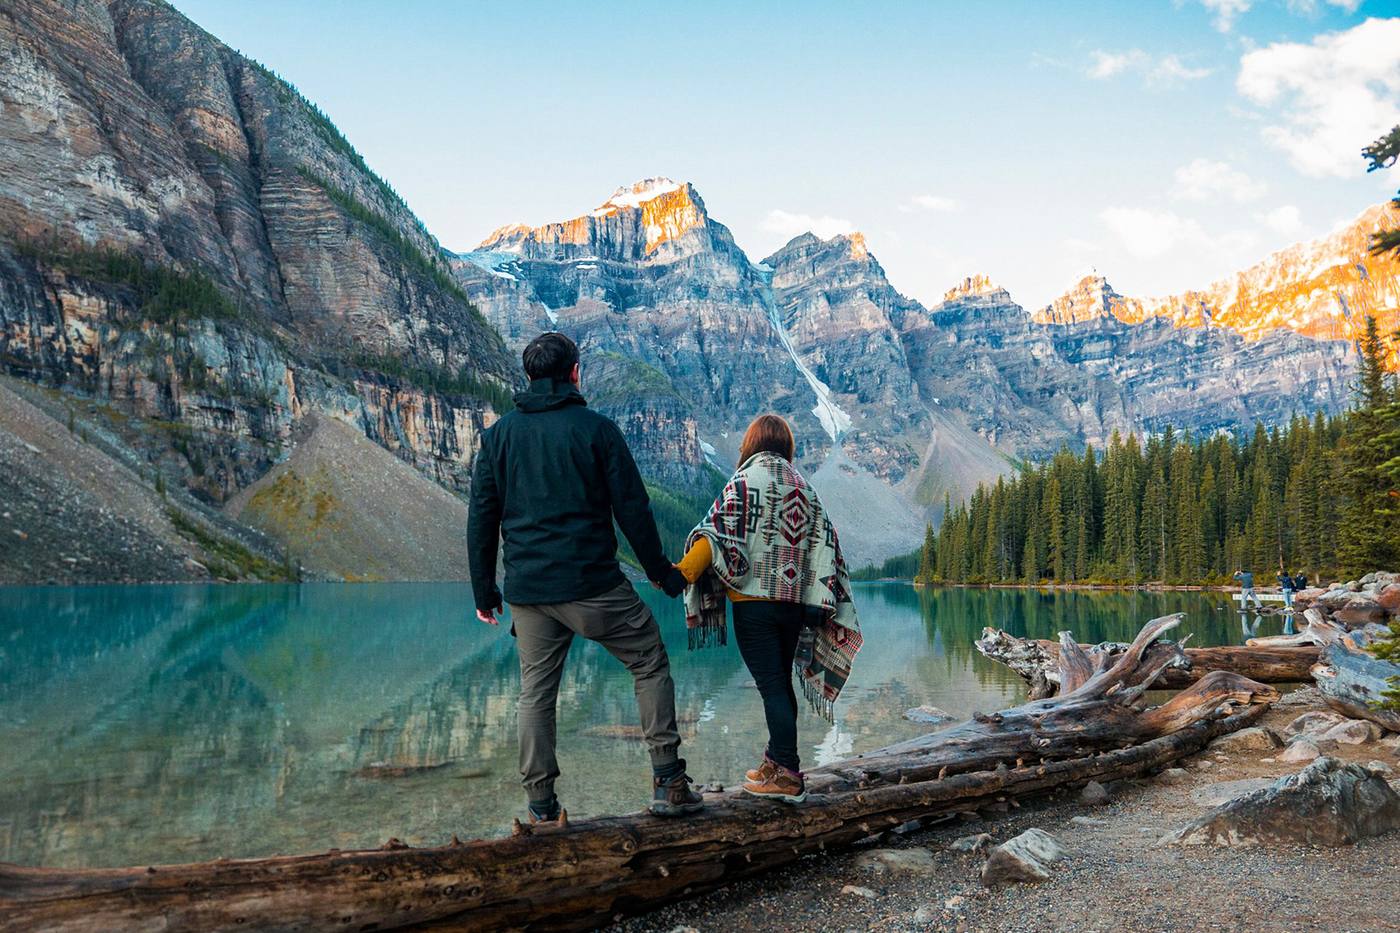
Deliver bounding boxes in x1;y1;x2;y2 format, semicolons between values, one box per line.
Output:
522;332;580;381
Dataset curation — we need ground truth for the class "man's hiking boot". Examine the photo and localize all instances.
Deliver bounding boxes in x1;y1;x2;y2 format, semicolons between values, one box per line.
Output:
745;756;779;783
650;768;705;817
743;764;807;804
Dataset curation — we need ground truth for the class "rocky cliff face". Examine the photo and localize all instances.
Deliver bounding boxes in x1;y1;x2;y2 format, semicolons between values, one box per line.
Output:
1032;203;1400;367
0;0;514;507
457;179;1377;561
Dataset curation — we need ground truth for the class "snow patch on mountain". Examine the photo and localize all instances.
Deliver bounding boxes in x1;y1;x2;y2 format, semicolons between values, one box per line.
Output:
765;301;851;442
592;177;682;216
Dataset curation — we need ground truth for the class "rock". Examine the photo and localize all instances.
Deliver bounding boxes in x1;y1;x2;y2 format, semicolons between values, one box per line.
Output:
944;895;965;910
1164;757;1400;847
1380;734;1400;754
840;884;877;899
1282;711;1347;740
904;705;956;724
980;828;1068;886
1079;780;1109;805
855;847;937;874
1367;760;1394;774
1275;686;1324;709
948;833;993;853
1210;726;1281;753
667;927;700;933
1377;583;1400;612
1335;596;1386;627
1155;768;1191;785
1189;778;1277;807
1279;738;1322;762
1193;759;1216;771
1318;719;1384;745
1069;816;1107;827
912;907;936;923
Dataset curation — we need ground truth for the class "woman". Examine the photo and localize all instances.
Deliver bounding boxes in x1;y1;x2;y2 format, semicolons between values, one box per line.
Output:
675;414;862;803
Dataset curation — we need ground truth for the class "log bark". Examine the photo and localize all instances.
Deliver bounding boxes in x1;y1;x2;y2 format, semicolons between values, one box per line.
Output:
976;625;1317;700
0;615;1277;933
1311;635;1400;733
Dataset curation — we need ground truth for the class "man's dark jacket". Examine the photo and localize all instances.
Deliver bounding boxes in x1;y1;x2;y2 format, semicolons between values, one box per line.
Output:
467;377;681;612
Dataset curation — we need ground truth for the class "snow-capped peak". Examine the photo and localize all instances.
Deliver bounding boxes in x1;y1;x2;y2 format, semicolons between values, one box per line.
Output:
593;177;683;216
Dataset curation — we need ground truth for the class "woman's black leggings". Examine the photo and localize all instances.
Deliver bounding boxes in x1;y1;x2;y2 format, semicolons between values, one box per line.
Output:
731;600;806;772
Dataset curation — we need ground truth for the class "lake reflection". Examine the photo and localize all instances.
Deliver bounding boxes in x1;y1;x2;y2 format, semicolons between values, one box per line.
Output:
0;583;1288;868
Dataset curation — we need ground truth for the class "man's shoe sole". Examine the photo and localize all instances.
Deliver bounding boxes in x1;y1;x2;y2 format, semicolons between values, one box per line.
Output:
649;800;705;817
742;786;807;804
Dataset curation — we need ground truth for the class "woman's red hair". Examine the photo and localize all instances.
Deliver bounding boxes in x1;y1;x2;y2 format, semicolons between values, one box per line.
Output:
738;413;795;464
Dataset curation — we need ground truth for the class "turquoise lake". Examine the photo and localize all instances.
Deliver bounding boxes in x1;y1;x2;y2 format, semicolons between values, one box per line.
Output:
0;583;1295;868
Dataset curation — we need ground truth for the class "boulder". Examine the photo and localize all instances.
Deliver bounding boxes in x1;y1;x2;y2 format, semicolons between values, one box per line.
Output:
948;832;993;854
1279;737;1322;763
1334;596;1386;627
1210;726;1281;753
1275;686;1324;709
1189;778;1277;808
1079;780;1109;806
855;847;937;875
1378;584;1400;613
1318;719;1384;745
1163;757;1400;847
980;829;1067;886
904;705;956;725
1282;711;1346;740
1367;759;1394;774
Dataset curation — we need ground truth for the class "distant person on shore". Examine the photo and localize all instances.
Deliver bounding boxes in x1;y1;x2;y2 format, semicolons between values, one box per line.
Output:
674;414;862;804
1279;569;1295;611
1233;569;1264;611
468;332;704;823
1293;571;1308;592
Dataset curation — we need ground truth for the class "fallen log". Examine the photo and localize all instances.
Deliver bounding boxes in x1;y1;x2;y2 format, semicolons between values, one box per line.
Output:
0;614;1277;933
977;625;1317;700
1245;608;1345;648
1312;635;1400;733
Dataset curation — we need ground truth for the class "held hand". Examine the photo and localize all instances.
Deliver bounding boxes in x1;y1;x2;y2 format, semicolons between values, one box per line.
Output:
477;608;499;625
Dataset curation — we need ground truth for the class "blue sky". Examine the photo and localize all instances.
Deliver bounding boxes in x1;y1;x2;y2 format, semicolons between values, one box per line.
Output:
171;0;1400;309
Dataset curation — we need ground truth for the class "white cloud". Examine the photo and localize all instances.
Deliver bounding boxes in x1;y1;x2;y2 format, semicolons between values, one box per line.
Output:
899;194;959;213
1099;206;1256;259
761;209;855;241
1237;18;1400;178
1173;158;1268;202
1200;0;1252;33
1260;204;1305;235
1287;0;1362;13
1088;49;1211;85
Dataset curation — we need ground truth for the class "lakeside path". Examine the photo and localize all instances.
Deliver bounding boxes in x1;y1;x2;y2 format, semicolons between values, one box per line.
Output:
612;690;1400;933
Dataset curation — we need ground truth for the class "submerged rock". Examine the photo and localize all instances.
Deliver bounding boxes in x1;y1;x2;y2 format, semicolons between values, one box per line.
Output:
1163;757;1400;847
904;705;956;725
980;828;1067;886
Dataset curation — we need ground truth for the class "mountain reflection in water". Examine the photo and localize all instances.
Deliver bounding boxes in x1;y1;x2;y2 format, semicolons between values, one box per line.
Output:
0;582;1287;868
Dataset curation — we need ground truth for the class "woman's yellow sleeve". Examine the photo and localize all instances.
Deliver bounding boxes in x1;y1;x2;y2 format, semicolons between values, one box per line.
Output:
675;536;712;584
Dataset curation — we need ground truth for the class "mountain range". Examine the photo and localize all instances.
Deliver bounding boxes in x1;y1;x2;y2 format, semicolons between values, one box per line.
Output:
1;0;1397;579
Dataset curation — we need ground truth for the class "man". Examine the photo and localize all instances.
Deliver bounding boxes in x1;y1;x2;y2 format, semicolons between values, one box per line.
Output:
468;332;704;823
1278;569;1295;611
1233;569;1264;611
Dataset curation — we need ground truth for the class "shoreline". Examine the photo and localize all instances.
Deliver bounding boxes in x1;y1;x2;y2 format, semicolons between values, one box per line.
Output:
855;579;1248;593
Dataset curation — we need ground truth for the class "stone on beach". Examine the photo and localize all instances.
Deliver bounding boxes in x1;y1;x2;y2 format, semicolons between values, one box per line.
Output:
1279;737;1322;763
1079;780;1110;805
1209;726;1281;753
980;828;1068;886
1281;711;1346;740
949;832;994;853
1318;719;1384;745
1163;757;1400;848
855;847;937;874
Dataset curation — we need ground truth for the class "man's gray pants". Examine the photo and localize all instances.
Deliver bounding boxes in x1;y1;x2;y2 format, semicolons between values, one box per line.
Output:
509;581;681;802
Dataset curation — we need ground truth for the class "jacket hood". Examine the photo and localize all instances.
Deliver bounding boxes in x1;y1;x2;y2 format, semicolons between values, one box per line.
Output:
514;377;588;413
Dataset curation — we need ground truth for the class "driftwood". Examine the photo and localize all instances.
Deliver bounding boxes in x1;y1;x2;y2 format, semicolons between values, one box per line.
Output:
977;620;1317;700
0;615;1277;933
1247;610;1400;732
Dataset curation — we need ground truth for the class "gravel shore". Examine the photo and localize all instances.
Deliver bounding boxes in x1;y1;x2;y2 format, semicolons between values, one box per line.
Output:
611;693;1400;933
